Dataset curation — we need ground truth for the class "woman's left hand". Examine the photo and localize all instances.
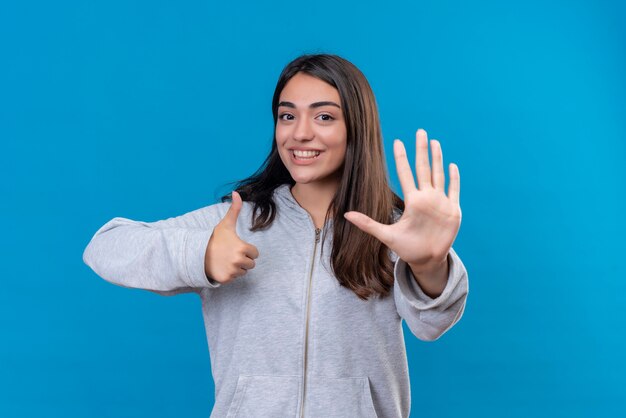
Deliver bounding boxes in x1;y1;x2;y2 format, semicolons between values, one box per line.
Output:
344;128;461;276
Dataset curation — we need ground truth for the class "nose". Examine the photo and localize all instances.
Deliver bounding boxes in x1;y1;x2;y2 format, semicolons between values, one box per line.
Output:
293;117;314;141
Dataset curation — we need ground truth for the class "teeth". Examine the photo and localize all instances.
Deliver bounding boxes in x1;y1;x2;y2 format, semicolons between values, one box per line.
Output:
293;150;321;158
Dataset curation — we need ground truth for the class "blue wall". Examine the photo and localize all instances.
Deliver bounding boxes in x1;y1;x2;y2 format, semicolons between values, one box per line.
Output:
2;1;625;416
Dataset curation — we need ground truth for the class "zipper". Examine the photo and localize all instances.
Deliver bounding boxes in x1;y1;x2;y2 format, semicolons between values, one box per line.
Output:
299;226;321;418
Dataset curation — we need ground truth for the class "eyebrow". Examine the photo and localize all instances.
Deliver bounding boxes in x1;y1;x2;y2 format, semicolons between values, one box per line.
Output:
278;100;341;109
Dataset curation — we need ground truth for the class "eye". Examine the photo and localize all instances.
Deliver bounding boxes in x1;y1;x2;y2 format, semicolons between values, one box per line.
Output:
278;113;294;121
317;114;334;121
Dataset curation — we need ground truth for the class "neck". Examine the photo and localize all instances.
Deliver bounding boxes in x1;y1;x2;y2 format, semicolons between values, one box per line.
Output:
290;179;339;228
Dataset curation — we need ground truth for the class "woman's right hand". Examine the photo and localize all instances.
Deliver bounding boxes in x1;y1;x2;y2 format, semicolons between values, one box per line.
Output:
204;191;259;284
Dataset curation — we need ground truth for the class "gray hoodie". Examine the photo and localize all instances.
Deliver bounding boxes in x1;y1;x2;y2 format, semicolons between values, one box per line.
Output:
82;183;469;418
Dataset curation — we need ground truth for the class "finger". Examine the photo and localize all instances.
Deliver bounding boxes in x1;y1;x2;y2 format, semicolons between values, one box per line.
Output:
344;211;391;246
415;129;432;190
238;256;256;270
243;243;260;260
430;139;445;191
393;139;417;198
222;190;243;229
448;163;460;205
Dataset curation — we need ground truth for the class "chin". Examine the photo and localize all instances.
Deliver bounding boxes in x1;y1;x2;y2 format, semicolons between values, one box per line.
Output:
289;174;318;184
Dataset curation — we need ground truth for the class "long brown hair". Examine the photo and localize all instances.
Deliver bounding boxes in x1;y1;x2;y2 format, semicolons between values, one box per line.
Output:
219;53;404;301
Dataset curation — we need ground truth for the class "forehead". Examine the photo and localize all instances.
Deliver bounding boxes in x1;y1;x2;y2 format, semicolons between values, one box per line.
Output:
279;72;340;103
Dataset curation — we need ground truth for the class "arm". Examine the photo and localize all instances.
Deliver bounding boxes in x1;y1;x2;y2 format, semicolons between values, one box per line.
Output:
393;247;469;341
342;130;467;340
408;257;449;299
82;203;227;296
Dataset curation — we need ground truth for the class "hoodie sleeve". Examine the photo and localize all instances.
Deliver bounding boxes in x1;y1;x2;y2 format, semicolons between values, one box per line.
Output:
392;247;469;342
82;203;227;296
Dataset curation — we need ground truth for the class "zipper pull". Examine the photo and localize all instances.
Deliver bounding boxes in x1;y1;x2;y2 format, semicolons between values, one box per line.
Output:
315;228;321;243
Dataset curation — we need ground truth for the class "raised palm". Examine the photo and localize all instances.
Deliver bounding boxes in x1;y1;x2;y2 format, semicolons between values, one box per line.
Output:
344;128;461;274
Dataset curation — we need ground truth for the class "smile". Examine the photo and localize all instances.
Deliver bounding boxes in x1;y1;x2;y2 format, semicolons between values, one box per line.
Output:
290;150;322;165
292;150;321;159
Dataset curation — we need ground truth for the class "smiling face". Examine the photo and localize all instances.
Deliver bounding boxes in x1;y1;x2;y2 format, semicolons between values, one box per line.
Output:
275;72;348;188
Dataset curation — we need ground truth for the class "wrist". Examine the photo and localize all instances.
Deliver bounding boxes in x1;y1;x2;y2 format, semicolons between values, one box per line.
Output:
407;253;448;277
407;254;449;299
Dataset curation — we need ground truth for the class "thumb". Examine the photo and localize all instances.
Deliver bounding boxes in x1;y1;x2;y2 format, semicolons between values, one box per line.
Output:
344;211;389;245
221;190;243;229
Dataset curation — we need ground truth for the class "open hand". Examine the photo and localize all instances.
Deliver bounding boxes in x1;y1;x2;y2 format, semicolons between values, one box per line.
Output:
344;128;461;275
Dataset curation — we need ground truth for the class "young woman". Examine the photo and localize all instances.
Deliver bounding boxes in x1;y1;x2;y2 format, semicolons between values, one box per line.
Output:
83;53;469;418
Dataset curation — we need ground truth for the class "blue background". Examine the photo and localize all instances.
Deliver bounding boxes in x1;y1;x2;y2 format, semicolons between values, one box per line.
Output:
2;0;625;417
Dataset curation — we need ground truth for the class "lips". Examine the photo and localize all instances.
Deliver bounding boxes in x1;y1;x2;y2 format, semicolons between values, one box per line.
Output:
290;149;322;165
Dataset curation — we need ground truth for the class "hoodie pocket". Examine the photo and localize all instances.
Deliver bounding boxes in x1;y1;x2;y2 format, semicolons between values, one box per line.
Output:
226;374;300;418
304;375;379;418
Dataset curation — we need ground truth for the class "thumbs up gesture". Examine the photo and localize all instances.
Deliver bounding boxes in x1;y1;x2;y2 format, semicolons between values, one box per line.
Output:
204;191;260;284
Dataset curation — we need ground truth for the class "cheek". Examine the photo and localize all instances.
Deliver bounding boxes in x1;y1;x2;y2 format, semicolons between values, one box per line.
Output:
327;134;347;160
275;132;290;161
275;123;288;141
334;146;347;165
274;131;283;145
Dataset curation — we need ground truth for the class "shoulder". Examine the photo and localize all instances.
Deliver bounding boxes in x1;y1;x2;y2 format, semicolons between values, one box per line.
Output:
203;200;256;224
